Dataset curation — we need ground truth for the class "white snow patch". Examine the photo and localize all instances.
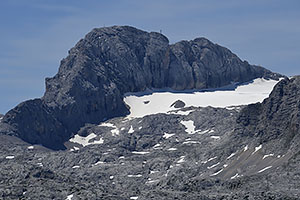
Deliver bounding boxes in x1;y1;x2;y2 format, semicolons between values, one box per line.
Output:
258;166;272;173
139;126;143;130
98;122;115;127
231;173;239;179
93;138;105;145
110;176;114;180
177;156;185;163
153;144;161;149
72;165;80;169
70;146;80;152
128;174;143;178
130;197;139;200
183;141;199;144
93;161;105;166
263;154;274;159
198;129;210;135
66;194;74;200
226;106;241;110
69;133;104;147
207;157;217;162
207;162;220;169
98;122;119;136
150;170;159;174
168;109;195;116
227;153;236;160
5;156;14;159
277;155;281;158
27;146;34;150
121;127;125;131
252;144;262;155
208;130;215;133
37;162;43;167
124;78;279;118
132;151;150;155
168;148;177;151
180;120;196;134
163;132;175;139
210;169;223;176
202;156;217;164
119;156;125;159
210;136;220;139
128;126;135;134
223;164;228;168
244;145;249;152
111;128;120;136
146;179;159;184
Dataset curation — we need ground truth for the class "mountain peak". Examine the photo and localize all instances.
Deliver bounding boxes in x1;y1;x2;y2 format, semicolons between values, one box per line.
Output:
0;25;283;149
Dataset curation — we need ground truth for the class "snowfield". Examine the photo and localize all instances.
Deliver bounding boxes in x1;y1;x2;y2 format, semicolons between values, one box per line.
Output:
124;78;279;118
69;133;104;147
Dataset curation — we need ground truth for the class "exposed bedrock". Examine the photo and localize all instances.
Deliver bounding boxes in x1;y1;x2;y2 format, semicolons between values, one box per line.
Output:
0;26;282;149
235;76;300;154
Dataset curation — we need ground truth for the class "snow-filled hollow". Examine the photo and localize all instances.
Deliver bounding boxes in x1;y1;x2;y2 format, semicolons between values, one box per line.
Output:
66;194;74;200
123;78;279;118
180;120;197;134
69;133;104;147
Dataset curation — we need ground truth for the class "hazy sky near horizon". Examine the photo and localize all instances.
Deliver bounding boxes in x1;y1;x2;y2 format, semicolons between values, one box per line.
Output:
0;0;300;114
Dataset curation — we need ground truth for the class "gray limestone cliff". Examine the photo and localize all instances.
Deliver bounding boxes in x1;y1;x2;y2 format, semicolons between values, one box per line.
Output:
0;26;282;149
235;76;300;154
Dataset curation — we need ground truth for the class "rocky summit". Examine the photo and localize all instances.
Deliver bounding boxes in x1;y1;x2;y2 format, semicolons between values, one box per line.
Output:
0;26;281;150
1;26;299;199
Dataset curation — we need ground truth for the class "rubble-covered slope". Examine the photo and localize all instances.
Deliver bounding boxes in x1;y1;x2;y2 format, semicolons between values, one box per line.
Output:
1;77;300;199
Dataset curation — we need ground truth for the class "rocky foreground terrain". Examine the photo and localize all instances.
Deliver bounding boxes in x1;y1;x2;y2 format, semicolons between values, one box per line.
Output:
0;26;299;199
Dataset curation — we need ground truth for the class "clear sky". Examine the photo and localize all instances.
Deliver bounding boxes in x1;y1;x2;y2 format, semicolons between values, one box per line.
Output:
0;0;300;114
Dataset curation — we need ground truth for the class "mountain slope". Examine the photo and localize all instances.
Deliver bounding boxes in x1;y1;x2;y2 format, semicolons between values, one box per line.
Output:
0;25;282;149
1;77;300;199
235;76;300;153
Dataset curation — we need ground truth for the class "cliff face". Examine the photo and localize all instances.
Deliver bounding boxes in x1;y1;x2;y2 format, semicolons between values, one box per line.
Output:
0;26;281;149
236;76;300;153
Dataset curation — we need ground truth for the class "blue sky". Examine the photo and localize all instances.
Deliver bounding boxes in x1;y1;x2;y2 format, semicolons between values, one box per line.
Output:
0;0;300;114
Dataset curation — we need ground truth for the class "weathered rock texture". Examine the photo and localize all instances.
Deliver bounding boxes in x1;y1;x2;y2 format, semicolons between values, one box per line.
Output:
235;76;300;154
0;26;282;149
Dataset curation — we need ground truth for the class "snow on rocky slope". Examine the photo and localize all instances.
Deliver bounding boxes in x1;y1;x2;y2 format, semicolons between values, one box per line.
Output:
124;78;279;118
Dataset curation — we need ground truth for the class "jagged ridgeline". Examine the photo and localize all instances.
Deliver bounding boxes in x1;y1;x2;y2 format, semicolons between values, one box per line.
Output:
0;26;281;149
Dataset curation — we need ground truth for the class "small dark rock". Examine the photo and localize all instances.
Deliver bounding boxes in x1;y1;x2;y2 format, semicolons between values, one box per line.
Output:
32;169;55;179
170;100;186;108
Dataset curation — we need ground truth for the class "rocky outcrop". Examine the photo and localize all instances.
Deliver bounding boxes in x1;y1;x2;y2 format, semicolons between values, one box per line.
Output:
0;25;282;149
170;100;186;108
1;104;300;199
2;100;67;150
236;76;300;153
